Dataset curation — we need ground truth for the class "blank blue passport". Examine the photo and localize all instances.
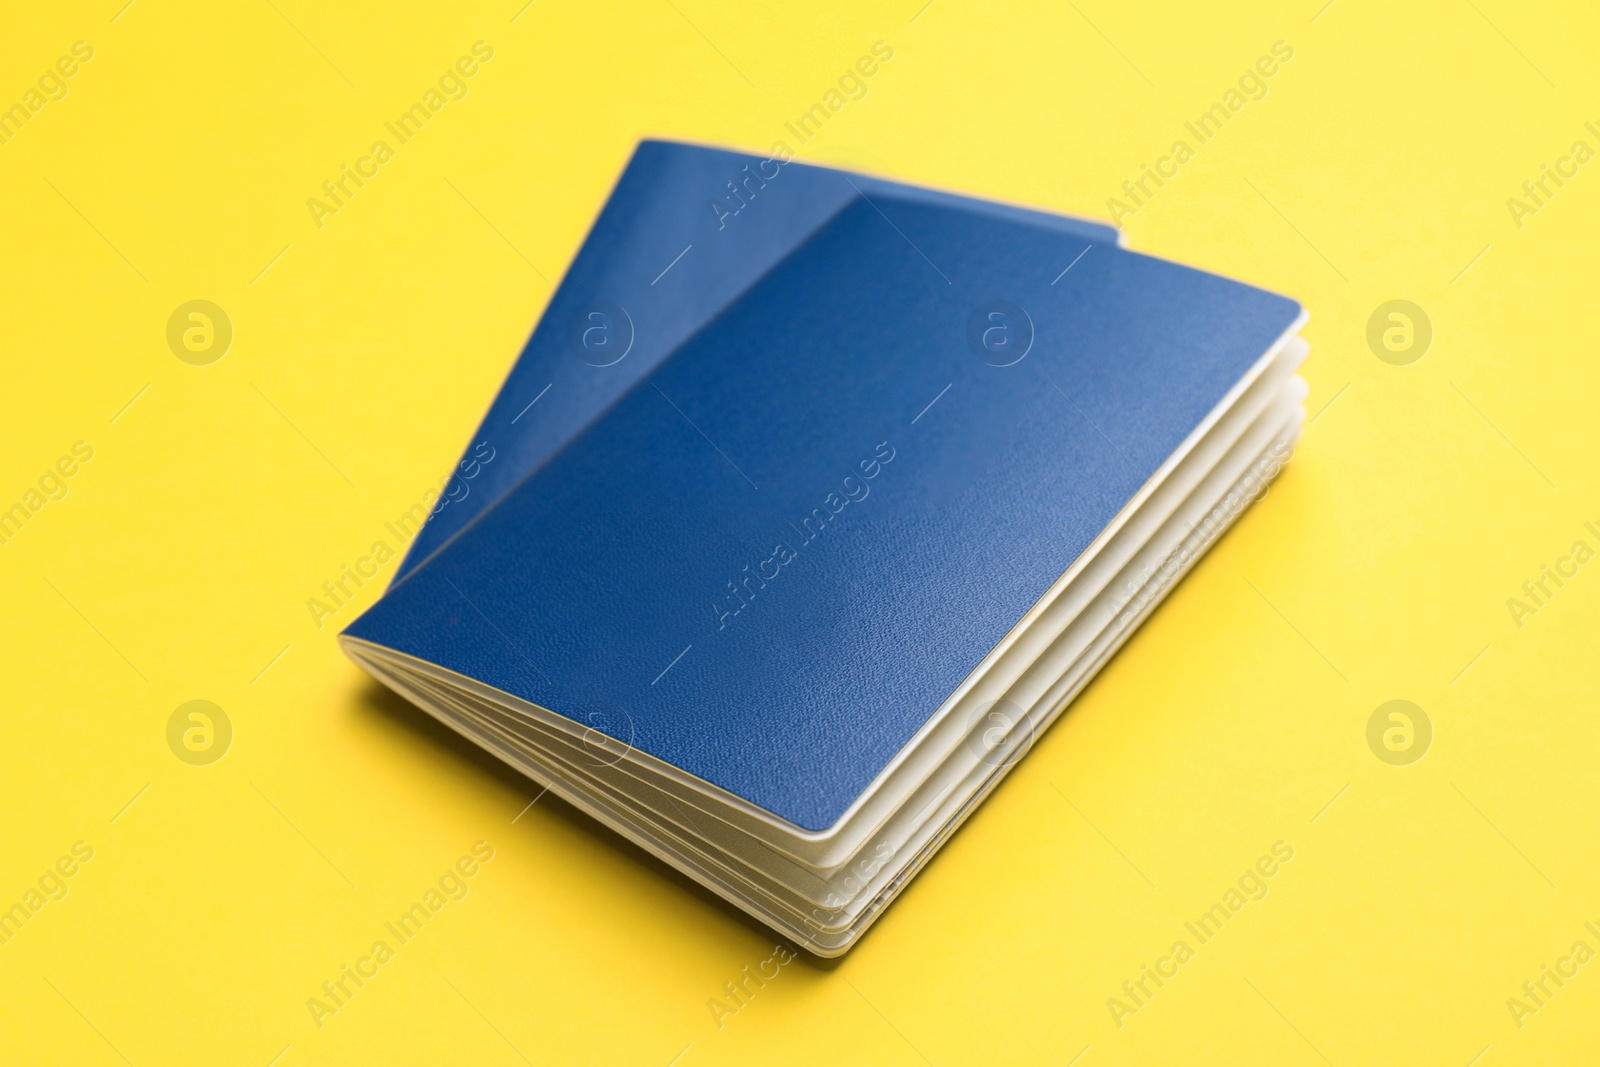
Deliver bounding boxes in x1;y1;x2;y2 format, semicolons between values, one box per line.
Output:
395;139;1120;580
347;163;1302;831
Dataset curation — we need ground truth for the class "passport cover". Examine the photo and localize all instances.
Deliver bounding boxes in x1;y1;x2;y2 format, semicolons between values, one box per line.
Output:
395;139;1121;580
346;189;1303;831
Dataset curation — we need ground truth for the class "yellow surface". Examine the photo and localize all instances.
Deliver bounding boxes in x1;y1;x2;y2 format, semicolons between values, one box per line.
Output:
3;0;1596;1063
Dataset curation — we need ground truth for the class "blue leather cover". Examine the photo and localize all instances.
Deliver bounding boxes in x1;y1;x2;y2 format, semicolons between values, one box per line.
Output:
348;195;1300;831
395;139;1118;580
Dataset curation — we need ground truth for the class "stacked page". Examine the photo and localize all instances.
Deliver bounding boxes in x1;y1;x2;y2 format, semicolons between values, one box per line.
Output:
342;140;1307;955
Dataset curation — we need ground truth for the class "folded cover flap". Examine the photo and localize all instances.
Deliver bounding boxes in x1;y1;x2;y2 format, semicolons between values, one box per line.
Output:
349;195;1299;831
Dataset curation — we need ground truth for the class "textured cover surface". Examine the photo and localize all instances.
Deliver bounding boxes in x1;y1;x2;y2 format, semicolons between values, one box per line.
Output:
394;139;1120;579
348;197;1301;829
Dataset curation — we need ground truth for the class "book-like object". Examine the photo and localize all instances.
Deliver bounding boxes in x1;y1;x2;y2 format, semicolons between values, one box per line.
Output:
342;140;1308;955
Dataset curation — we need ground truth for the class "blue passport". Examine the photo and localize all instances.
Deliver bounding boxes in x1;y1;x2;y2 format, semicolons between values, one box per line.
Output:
396;140;1120;581
343;140;1307;954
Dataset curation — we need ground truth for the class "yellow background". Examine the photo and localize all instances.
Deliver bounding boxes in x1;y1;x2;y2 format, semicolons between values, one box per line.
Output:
3;0;1596;1063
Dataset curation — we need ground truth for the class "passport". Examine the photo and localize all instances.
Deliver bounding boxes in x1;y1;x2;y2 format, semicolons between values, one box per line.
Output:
343;140;1307;955
394;139;1120;580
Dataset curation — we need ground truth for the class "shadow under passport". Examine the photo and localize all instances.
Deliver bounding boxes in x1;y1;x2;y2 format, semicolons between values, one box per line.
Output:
351;675;851;969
